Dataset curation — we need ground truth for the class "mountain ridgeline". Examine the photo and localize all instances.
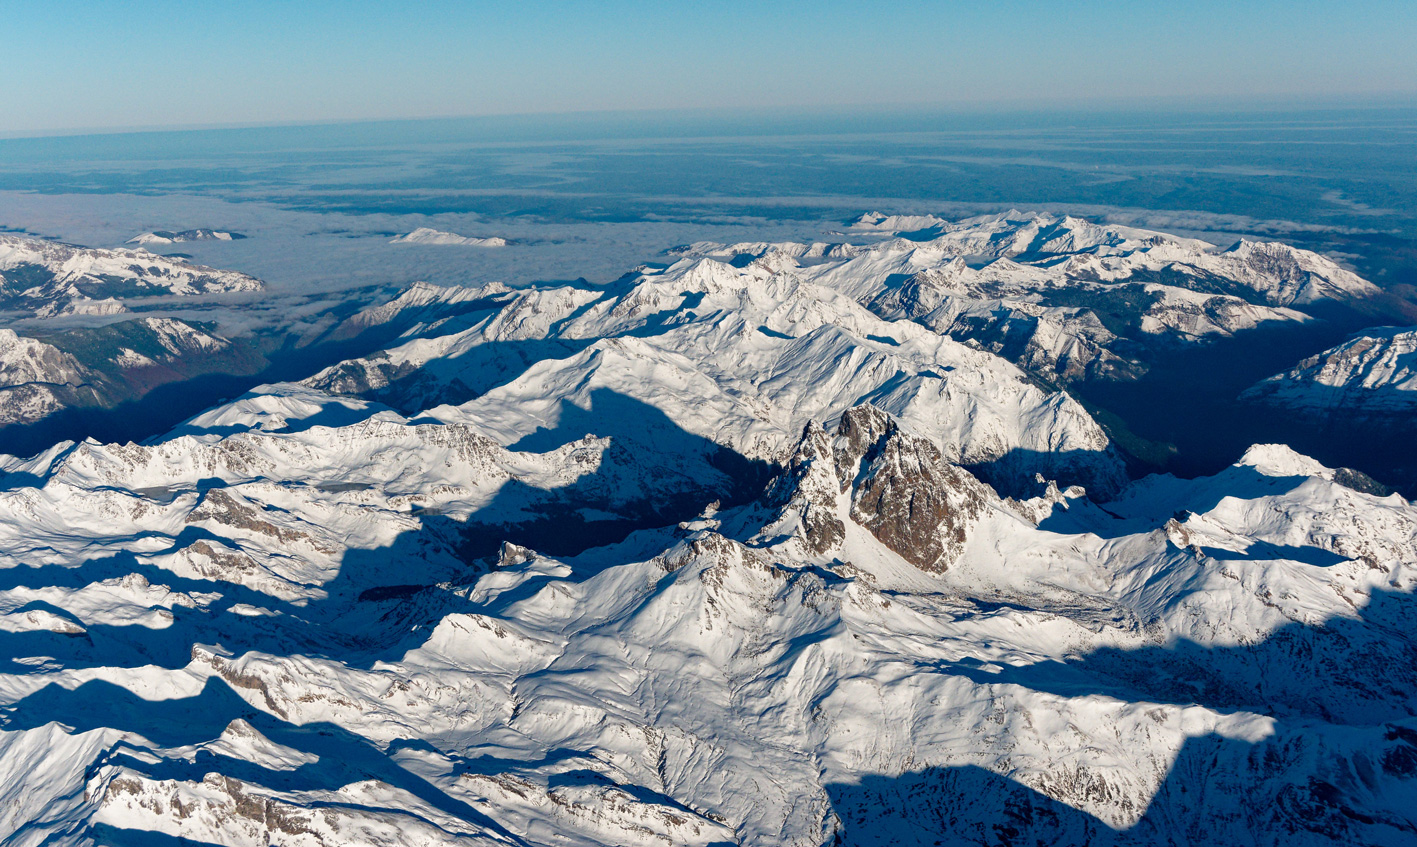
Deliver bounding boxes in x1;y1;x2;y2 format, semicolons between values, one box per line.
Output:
0;212;1415;844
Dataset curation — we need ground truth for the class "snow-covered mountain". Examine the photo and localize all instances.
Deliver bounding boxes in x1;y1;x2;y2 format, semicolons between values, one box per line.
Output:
0;233;263;317
0;212;1411;846
0;381;1413;845
127;229;247;245
391;228;509;247
303;258;1125;497
0;318;262;427
684;211;1376;382
1243;326;1417;416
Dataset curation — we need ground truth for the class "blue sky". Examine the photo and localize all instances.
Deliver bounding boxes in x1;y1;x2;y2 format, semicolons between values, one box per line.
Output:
3;0;1415;134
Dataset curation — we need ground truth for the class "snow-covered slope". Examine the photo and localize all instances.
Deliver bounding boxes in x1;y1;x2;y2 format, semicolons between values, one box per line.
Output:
0;318;259;427
391;228;509;247
0;213;1409;846
127;229;246;245
0;233;263;317
304;256;1126;496
1243;326;1417;416
0;388;1413;846
0;330;101;425
324;280;514;342
841;211;1373;308
679;211;1377;383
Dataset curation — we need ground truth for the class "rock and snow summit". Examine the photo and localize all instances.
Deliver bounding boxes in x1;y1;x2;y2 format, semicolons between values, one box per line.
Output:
0;212;1413;846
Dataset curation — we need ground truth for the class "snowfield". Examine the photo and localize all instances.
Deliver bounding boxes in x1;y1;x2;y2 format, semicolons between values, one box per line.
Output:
0;213;1412;846
391;228;510;247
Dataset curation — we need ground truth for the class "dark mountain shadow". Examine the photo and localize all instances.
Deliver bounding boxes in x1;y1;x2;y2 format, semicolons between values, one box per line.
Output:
827;585;1417;845
827;764;1107;846
828;725;1417;846
336;337;593;416
950;586;1417;725
269;400;388;434
1072;315;1416;498
1244;381;1417;420
451;390;774;558
385;738;590;779
1194;541;1349;567
86;824;227;847
965;447;1127;502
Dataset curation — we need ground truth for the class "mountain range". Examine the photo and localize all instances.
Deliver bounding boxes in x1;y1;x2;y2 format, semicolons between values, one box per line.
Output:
0;213;1413;845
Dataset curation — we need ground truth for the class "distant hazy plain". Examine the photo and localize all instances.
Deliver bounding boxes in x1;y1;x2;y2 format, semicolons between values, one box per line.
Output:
2;106;1414;295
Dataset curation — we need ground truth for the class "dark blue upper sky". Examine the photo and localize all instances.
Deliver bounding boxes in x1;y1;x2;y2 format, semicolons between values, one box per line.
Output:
4;0;1415;135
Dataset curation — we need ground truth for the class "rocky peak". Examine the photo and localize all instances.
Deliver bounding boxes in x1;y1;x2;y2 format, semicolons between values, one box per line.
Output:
763;420;846;555
833;406;993;572
763;406;994;572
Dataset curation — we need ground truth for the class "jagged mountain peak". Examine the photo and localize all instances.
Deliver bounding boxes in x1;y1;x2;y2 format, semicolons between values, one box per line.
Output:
760;405;997;572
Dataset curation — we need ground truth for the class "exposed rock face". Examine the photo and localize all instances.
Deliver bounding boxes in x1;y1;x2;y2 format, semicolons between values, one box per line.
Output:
767;406;993;572
835;407;990;572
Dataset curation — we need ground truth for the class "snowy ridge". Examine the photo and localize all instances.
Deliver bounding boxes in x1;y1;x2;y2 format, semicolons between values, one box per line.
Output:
845;209;1216;257
329;280;514;340
669;211;1374;383
0;386;1413;844
126;229;246;245
0;232;263;317
1243;326;1417;415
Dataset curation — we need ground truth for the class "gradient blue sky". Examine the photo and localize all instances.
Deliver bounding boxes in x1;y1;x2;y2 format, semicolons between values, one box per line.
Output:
4;0;1415;134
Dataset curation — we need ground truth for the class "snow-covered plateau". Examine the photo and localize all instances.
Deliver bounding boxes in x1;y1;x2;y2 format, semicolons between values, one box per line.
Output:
391;228;510;247
0;212;1412;846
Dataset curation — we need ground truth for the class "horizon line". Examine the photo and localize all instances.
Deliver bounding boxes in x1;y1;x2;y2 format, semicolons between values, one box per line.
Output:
5;91;1417;143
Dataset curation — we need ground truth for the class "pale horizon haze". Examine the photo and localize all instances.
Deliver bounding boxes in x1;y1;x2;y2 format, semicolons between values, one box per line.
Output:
3;0;1416;136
